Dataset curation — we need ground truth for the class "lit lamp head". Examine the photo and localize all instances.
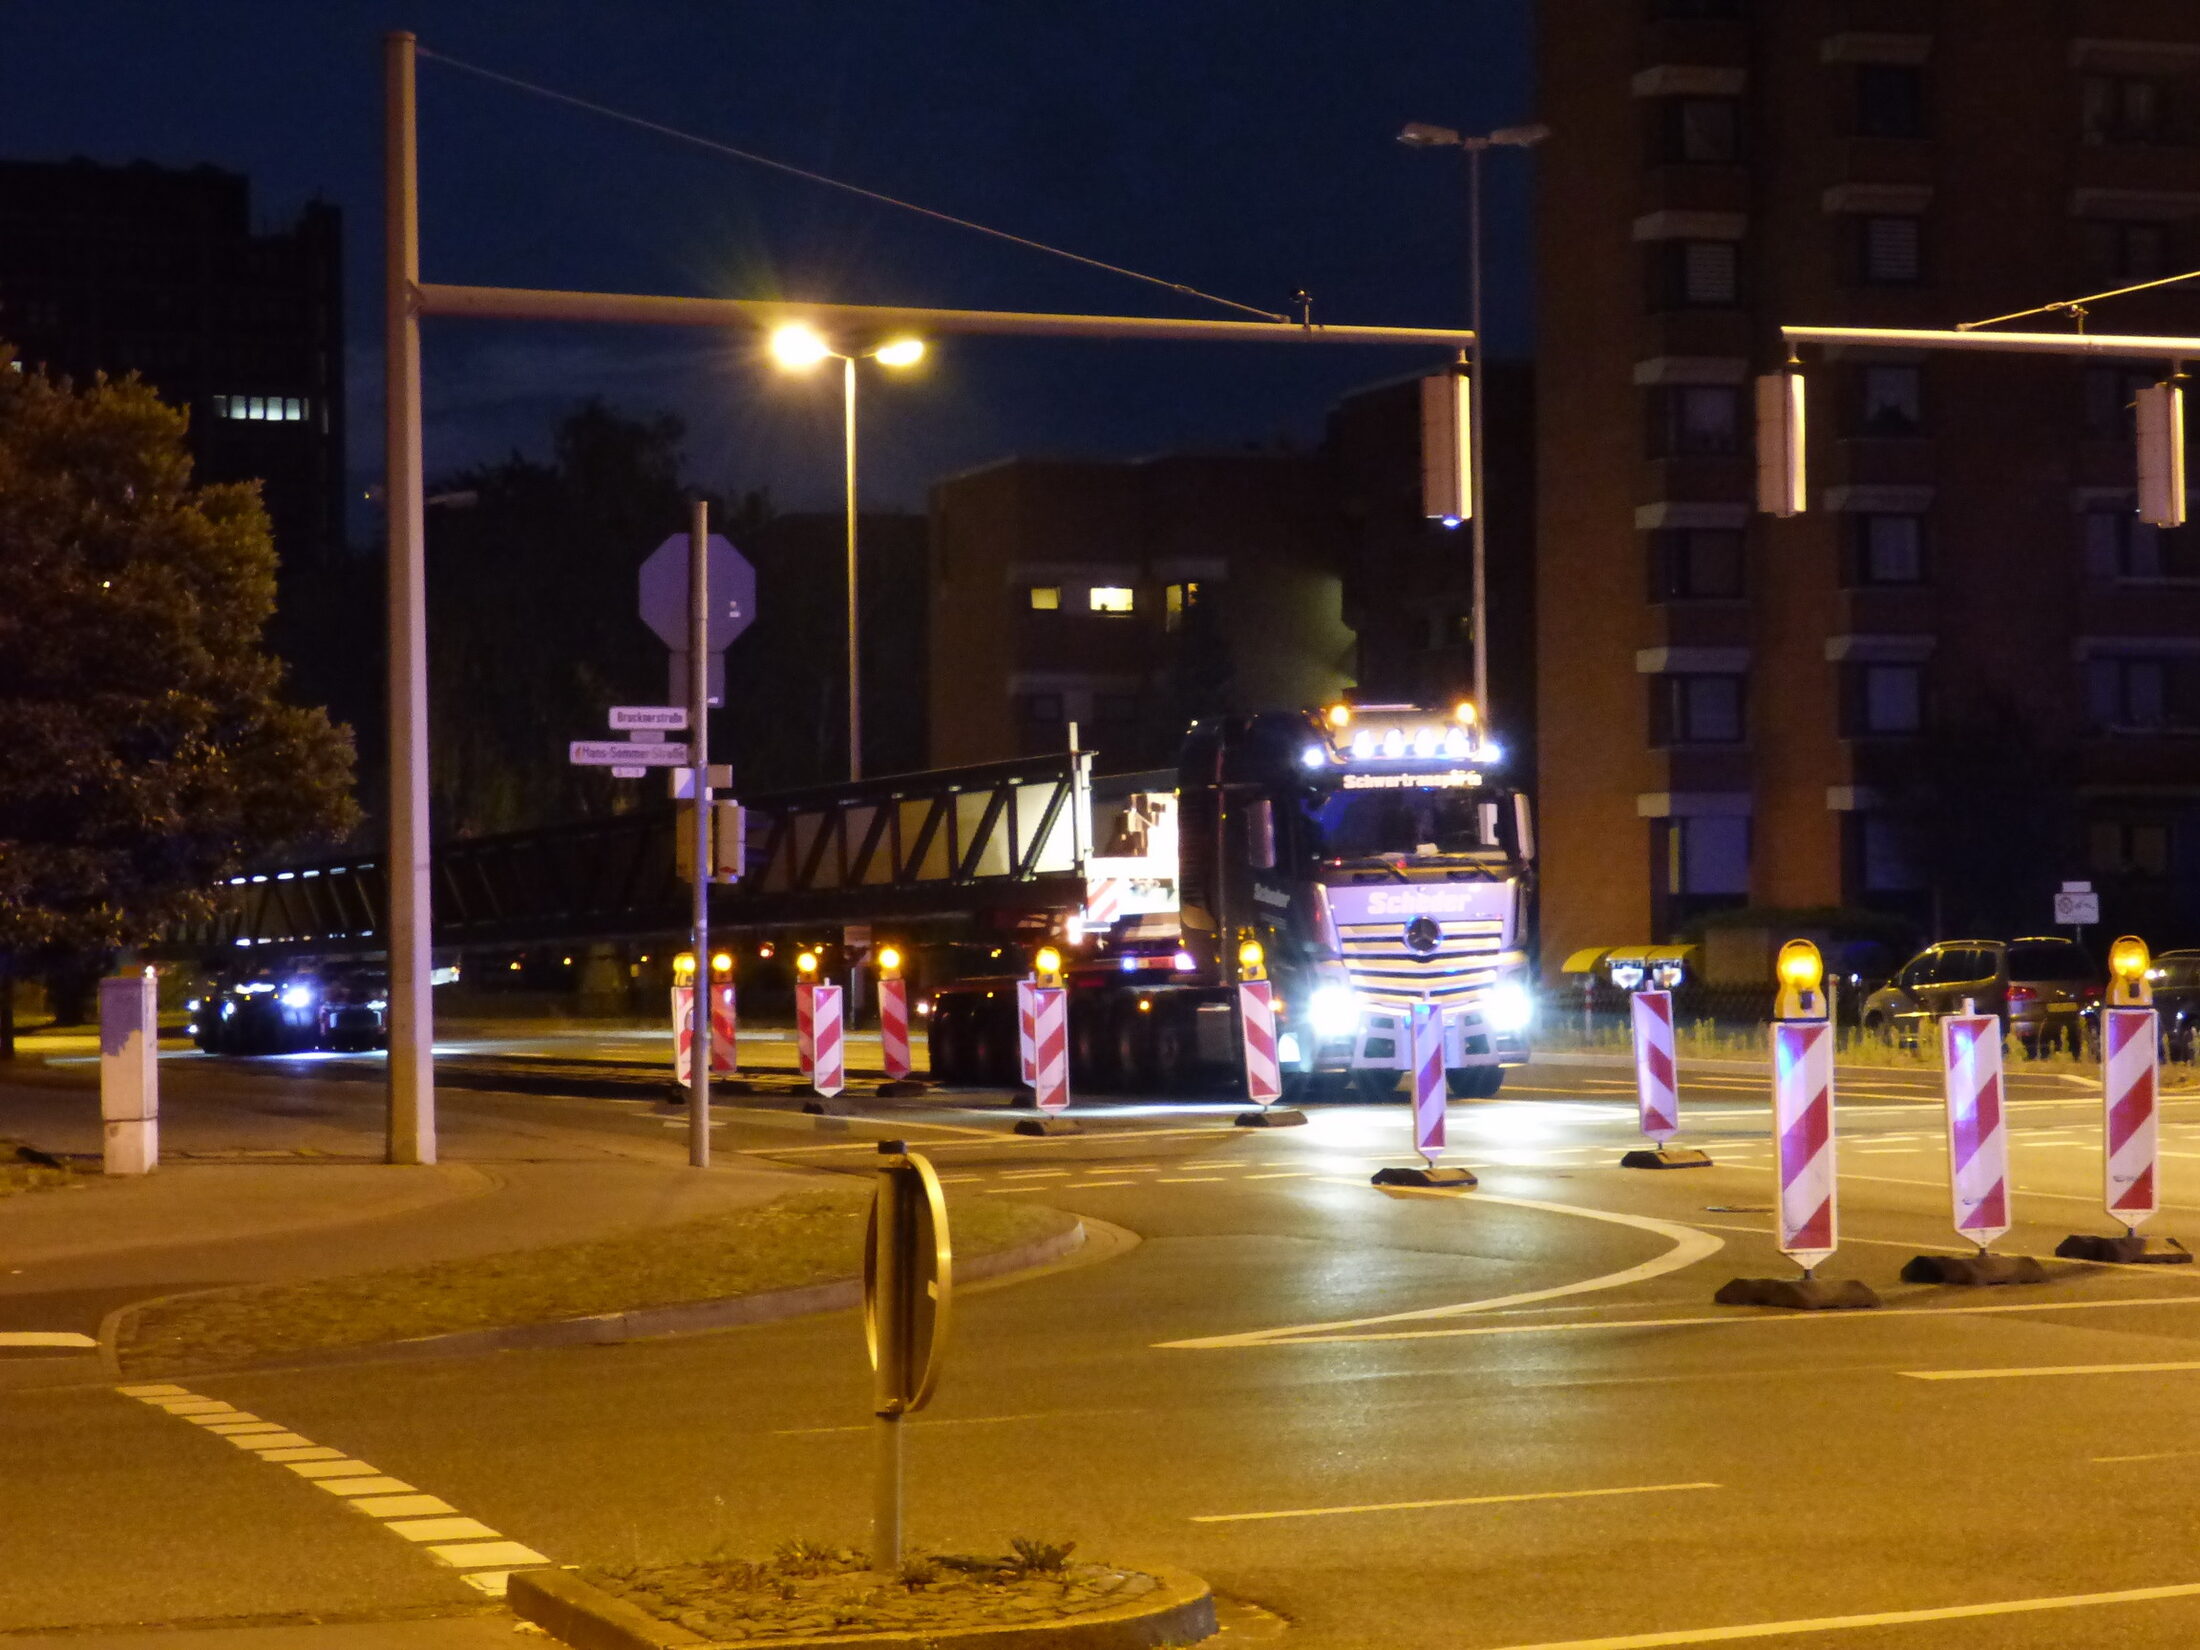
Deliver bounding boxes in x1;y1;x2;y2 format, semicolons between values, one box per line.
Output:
1033;945;1064;987
795;949;820;980
1326;702;1353;730
767;323;833;372
1237;935;1266;982
1773;938;1827;1022
710;951;733;977
870;336;925;368
673;952;697;982
2110;934;2153;1007
876;945;903;980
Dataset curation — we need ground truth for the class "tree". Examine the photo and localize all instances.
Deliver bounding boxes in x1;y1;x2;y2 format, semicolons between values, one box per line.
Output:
426;401;770;836
0;348;358;1029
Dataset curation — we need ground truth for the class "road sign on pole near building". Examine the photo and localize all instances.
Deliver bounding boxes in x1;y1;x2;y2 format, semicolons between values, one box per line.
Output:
610;705;688;731
641;531;754;711
2055;881;2100;926
569;740;690;767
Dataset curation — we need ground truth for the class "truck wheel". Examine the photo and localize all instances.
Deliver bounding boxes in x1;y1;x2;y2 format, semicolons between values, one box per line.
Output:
1072;1000;1118;1091
1154;1008;1201;1094
1447;1066;1503;1100
1112;1000;1157;1091
1350;1069;1401;1104
928;1002;964;1083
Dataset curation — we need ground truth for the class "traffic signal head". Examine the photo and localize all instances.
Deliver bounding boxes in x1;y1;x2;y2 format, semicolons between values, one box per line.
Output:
1756;369;1807;518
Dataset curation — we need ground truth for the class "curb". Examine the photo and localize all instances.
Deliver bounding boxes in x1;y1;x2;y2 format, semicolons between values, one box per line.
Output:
103;1219;1088;1381
508;1562;1218;1650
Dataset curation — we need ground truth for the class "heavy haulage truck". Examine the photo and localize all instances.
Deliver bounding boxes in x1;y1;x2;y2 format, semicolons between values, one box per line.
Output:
187;701;1536;1101
925;700;1537;1100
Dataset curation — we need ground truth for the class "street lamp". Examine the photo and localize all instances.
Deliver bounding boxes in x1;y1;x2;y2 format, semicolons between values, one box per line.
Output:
768;323;926;782
1397;119;1548;727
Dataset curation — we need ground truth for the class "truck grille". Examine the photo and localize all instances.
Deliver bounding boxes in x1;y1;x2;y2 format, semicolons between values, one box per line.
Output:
1339;917;1505;1011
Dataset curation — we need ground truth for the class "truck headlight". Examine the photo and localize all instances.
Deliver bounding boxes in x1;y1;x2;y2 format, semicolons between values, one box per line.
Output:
279;984;316;1010
1486;979;1534;1033
1309;984;1361;1038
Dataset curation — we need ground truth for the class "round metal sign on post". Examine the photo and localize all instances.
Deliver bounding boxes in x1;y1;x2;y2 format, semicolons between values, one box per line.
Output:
863;1144;952;1414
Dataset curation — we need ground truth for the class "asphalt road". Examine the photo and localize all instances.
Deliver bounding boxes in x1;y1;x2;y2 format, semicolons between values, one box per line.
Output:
12;1038;2200;1647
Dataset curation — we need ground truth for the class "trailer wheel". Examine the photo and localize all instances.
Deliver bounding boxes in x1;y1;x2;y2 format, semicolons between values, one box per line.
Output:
1111;999;1156;1091
1447;1066;1503;1100
1153;1007;1201;1093
1349;1069;1401;1104
928;1001;965;1083
1071;1000;1118;1091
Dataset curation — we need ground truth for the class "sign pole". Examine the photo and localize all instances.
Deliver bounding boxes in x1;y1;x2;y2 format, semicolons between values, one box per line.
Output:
687;498;711;1169
864;1139;952;1573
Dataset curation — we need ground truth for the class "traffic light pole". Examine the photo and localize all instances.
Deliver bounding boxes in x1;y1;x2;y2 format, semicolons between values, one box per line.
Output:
689;497;712;1170
379;30;1475;1159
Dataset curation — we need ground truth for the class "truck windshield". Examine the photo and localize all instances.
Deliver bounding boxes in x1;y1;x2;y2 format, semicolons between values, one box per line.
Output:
1304;787;1490;858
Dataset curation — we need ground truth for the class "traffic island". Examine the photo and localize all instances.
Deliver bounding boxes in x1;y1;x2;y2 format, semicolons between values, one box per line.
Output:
1900;1252;2049;1286
2056;1233;2194;1265
1714;1276;1880;1310
1619;1145;1713;1170
508;1543;1217;1650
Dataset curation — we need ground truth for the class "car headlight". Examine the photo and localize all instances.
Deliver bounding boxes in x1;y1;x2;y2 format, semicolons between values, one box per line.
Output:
1486;979;1534;1033
279;984;315;1010
1308;983;1361;1039
367;998;388;1011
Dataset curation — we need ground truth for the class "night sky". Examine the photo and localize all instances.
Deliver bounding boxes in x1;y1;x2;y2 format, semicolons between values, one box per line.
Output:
2;2;1536;526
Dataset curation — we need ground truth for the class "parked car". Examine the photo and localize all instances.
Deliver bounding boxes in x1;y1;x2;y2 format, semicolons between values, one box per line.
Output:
2151;949;2200;1061
188;966;389;1055
1860;937;2101;1055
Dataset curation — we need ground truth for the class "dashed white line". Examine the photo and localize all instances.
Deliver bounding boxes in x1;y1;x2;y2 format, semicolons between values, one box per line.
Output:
116;1384;547;1594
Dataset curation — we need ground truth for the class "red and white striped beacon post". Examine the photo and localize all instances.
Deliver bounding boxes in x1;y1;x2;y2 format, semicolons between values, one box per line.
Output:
1371;1001;1476;1188
670;957;737;1086
1012;946;1079;1135
1942;1009;2010;1251
1230;937;1306;1127
1620;990;1712;1169
2059;937;2187;1263
1716;939;1877;1308
809;983;845;1099
1015;980;1038;1094
875;944;924;1095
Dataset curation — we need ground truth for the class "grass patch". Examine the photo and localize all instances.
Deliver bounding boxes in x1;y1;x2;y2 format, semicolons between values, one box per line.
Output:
119;1183;1071;1376
583;1537;1160;1643
0;1141;84;1197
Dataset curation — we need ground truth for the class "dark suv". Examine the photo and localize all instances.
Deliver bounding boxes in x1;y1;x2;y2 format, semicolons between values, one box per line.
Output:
1860;937;2101;1054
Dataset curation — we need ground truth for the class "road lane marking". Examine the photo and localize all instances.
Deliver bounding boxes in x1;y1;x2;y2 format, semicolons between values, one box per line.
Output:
1160;1192;1724;1349
1158;1176;1226;1183
1064;1180;1137;1189
1191;1480;1721;1524
1479;1578;2200;1648
1902;1359;2200;1381
2093;1449;2200;1463
117;1384;548;1593
773;1409;1086;1437
1243;1172;1315;1180
0;1331;99;1349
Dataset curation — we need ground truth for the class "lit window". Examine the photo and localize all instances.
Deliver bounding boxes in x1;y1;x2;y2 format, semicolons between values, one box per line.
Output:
210;395;227;417
249;396;267;420
1164;581;1202;630
1028;586;1061;611
1089;586;1135;614
285;397;302;421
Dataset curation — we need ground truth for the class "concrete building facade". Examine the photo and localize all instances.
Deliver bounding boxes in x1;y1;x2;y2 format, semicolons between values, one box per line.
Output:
1537;0;2200;972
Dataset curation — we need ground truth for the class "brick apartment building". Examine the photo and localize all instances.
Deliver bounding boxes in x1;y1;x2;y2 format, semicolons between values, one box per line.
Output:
928;450;1358;774
1536;0;2200;973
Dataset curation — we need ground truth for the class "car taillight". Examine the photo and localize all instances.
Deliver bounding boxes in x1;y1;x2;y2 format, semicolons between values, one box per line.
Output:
2007;986;2038;1005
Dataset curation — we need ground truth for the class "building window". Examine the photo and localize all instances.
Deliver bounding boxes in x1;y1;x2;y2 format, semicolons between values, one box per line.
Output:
1088;586;1136;614
1856;215;1924;285
1651;240;1740;309
2083;364;2158;438
1163;581;1203;631
1027;586;1061;611
2082;74;2164;145
2090;819;2173;878
1651;673;1746;745
1660;97;1742;164
2087;221;2170;283
1854;365;1923;436
1648;528;1745;600
1092;692;1139;728
1646;385;1744;458
1860;814;1926;891
1850;514;1927;586
1018;692;1066;725
2088;656;2197;731
1855;65;1927;139
1844;663;1925;736
2084;512;2200;582
1666;815;1750;896
213;393;308;422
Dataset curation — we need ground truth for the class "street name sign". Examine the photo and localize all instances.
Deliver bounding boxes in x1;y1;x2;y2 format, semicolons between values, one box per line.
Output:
571;740;690;767
611;705;689;731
